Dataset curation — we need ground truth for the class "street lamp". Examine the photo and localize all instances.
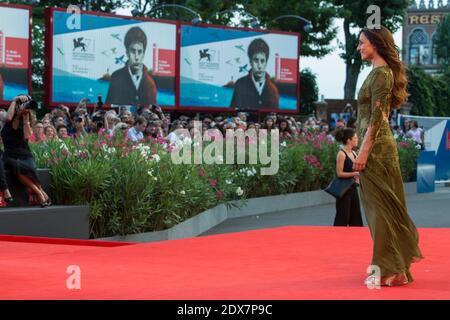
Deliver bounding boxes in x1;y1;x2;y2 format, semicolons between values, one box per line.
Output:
144;4;203;25
208;8;259;28
272;15;313;32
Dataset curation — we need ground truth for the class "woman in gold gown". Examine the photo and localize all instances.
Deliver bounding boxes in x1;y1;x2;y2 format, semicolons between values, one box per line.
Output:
354;26;423;287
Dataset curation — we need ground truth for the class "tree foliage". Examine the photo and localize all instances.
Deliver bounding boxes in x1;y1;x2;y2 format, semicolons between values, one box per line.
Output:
131;0;339;58
435;13;450;68
407;65;450;117
333;0;410;99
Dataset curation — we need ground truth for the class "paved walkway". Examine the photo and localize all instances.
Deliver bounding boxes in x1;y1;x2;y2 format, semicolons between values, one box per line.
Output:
201;185;450;236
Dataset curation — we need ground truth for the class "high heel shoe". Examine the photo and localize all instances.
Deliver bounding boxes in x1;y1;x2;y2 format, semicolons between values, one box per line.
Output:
40;200;49;208
380;273;409;286
39;198;52;208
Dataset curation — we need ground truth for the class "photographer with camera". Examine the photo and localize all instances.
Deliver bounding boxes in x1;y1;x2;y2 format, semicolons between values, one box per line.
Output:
1;95;51;207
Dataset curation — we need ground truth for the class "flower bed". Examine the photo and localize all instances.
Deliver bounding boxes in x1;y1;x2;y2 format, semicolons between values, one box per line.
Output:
31;132;420;238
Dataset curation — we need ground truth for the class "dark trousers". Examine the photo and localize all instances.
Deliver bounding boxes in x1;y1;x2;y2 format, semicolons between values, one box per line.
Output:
334;186;363;226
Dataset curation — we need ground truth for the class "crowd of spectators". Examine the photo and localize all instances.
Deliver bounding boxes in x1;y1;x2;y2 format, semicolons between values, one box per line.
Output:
3;98;424;149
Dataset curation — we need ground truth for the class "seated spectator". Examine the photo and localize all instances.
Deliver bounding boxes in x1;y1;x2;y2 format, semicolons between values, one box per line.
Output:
72;116;88;138
279;118;293;140
111;122;129;138
29;122;46;144
43;125;57;140
167;121;189;146
104;111;120;135
145;121;163;140
127;116;147;142
56;125;69;139
52;115;67;129
262;116;277;132
120;110;134;128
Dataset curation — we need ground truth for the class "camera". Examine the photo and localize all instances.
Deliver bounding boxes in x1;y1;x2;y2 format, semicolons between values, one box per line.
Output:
17;95;38;112
151;104;160;112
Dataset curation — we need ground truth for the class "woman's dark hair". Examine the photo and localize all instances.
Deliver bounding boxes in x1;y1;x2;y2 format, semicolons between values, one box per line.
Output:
278;119;291;133
360;26;408;109
335;127;356;145
263;116;276;130
134;116;147;126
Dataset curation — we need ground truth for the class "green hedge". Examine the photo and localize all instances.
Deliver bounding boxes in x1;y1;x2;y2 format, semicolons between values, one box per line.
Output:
31;133;420;238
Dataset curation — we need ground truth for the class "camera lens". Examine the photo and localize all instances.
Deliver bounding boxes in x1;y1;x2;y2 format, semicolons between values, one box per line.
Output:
21;99;38;110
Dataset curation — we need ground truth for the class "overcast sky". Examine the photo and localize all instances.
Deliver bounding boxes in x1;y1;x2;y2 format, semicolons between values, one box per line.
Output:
301;20;403;100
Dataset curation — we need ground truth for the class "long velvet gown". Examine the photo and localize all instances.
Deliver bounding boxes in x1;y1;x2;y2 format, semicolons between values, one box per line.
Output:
356;65;423;282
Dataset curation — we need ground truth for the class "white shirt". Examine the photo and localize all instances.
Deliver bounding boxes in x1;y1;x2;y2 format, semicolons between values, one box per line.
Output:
127;126;144;142
407;128;423;144
251;73;266;96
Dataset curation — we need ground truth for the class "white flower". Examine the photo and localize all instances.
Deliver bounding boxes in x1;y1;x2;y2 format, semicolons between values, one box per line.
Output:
180;190;186;195
280;141;287;147
415;144;421;149
225;180;233;185
147;170;154;177
150;154;161;162
153;177;158;181
246;168;256;177
236;187;244;196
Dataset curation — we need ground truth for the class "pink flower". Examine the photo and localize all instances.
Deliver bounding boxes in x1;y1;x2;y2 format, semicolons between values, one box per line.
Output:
399;141;409;148
215;190;223;199
303;154;324;171
198;169;206;177
209;179;217;187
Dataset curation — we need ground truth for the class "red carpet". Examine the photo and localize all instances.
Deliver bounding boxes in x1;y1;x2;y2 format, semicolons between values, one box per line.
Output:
0;226;449;300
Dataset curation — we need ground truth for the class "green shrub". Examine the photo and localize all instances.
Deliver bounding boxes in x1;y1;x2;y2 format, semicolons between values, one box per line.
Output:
31;133;419;238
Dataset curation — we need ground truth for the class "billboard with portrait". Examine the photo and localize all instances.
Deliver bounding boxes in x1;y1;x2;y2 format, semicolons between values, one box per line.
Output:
47;8;177;107
0;4;31;104
179;25;299;112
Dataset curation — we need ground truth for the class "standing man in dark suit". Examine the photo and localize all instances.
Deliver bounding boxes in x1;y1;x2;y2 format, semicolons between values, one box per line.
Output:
230;38;279;110
106;27;157;106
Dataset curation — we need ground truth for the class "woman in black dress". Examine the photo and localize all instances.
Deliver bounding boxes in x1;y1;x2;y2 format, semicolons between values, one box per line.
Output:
333;128;363;226
1;95;51;207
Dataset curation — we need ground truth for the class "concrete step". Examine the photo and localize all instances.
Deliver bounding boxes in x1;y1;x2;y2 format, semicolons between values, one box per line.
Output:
0;205;90;239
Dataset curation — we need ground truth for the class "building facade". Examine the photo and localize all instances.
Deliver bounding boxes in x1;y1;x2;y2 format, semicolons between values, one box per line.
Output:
402;0;450;74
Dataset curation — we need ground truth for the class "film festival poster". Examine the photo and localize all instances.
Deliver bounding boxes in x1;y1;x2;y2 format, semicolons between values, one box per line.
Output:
179;25;299;112
50;9;176;108
0;4;31;104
